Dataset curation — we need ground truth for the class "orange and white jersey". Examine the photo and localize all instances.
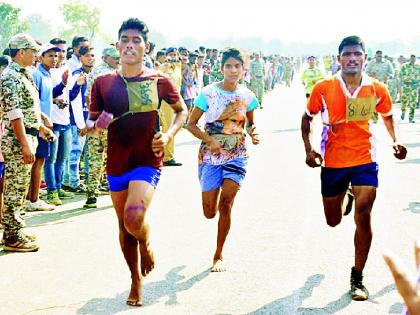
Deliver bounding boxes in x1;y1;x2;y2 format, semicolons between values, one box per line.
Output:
306;72;393;168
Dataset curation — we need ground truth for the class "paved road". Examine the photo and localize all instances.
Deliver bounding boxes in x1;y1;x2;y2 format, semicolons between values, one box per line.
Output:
1;80;420;315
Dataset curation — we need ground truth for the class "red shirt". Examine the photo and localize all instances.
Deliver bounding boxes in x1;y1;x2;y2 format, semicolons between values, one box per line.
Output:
90;68;179;175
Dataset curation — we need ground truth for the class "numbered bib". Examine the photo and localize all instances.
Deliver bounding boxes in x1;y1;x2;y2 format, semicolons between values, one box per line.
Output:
346;96;377;122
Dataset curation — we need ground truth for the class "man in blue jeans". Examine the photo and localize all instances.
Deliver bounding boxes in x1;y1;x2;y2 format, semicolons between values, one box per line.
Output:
62;46;94;193
45;37;75;206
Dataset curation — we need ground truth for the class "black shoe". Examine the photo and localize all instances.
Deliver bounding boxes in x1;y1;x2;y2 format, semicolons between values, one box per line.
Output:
163;159;183;166
350;267;369;301
343;188;354;216
83;196;97;208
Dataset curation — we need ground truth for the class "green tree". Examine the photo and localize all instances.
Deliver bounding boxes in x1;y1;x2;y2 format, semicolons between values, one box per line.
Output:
59;0;100;42
0;2;29;50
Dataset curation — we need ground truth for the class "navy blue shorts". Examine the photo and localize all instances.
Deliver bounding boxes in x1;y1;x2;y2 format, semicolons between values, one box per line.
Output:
107;166;161;192
321;162;378;197
35;136;50;159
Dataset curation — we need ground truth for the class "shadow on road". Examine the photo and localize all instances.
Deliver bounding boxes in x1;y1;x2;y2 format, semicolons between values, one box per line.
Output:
77;265;211;314
404;142;420;148
245;274;325;314
272;128;300;134
26;204;112;228
403;202;420;214
389;302;404;314
297;283;395;314
397;158;420;165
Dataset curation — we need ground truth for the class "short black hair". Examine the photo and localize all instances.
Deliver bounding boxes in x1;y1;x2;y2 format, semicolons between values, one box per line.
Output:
2;48;10;56
375;50;383;54
66;48;73;60
221;48;244;67
50;38;67;45
149;41;155;51
72;36;89;48
338;36;365;54
0;56;10;67
118;18;149;42
79;46;93;56
9;49;19;58
156;50;165;58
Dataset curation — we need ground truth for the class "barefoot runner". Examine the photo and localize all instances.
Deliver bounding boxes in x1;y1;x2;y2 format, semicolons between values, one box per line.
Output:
301;36;407;301
188;48;259;272
88;18;187;306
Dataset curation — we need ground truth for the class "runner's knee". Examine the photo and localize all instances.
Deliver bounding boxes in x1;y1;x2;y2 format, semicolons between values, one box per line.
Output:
326;216;341;227
124;203;146;232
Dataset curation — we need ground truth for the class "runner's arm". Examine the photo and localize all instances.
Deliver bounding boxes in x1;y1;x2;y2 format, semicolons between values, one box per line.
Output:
187;106;214;144
165;98;188;139
301;112;323;167
301;112;314;154
382;114;407;159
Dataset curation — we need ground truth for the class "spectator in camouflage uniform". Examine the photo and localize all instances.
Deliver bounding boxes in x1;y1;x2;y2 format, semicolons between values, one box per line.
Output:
0;34;55;252
400;55;420;123
250;53;265;107
366;50;394;84
210;57;224;83
84;46;120;208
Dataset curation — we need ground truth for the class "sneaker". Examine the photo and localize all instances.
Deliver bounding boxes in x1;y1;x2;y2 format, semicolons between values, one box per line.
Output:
98;184;109;194
83;196;97;208
3;233;39;252
401;113;405;120
40;180;47;189
46;191;62;206
66;184;86;194
26;199;55;211
39;188;47;196
58;189;74;199
163;159;183;167
350;267;369;301
343;188;354;216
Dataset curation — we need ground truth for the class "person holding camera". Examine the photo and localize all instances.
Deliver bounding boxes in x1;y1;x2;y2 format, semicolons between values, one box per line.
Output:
42;38;76;207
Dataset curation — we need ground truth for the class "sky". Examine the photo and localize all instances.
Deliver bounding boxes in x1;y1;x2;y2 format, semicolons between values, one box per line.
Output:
5;0;420;45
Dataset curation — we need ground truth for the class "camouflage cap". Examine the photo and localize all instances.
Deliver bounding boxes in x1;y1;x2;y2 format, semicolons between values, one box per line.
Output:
8;33;41;51
102;46;119;58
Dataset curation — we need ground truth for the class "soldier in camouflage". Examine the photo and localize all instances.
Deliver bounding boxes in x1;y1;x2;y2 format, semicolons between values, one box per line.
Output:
84;46;120;208
250;53;265;107
0;34;55;252
400;54;420;123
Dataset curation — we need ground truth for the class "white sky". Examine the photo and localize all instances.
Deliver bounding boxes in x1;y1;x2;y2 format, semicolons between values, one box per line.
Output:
5;0;420;44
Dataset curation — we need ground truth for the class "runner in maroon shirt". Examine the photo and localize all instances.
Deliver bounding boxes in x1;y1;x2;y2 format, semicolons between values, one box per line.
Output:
88;18;187;307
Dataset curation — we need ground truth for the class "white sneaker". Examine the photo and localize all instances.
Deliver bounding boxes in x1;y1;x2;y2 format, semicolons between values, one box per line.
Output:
39;189;47;196
26;199;55;211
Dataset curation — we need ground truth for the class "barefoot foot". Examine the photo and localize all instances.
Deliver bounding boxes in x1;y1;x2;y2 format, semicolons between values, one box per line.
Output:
211;258;226;272
139;242;155;276
126;282;142;307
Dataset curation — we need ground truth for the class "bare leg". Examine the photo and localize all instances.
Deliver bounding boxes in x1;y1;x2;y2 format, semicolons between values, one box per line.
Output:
212;179;239;272
322;191;347;227
110;180;156;307
27;158;44;202
352;186;376;272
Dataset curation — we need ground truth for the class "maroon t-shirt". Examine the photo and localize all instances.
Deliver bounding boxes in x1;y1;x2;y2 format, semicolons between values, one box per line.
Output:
90;68;179;176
